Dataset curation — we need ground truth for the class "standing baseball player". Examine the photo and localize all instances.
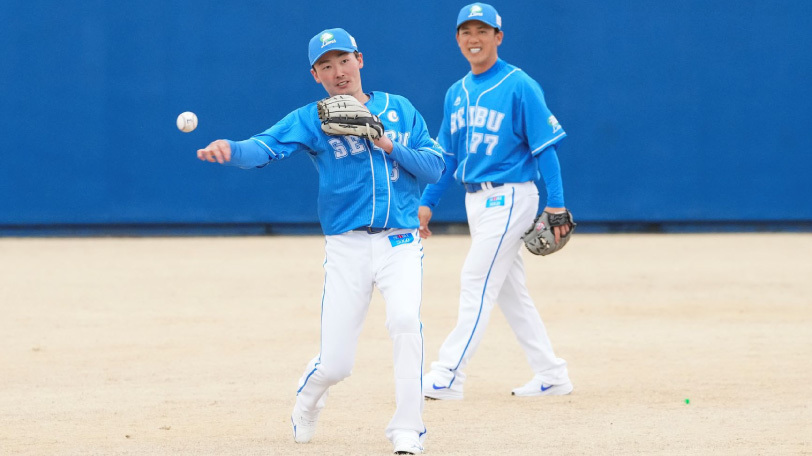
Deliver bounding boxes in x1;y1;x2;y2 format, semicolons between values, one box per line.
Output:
196;28;444;455
418;3;574;400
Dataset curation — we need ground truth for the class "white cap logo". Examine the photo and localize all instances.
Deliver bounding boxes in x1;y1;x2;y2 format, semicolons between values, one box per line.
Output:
320;32;337;48
469;5;483;17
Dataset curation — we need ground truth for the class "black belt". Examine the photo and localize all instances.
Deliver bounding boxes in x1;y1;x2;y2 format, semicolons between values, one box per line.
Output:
353;227;387;234
464;182;504;193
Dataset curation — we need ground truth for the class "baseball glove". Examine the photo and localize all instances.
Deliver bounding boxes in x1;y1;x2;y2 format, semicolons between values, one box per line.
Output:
317;94;384;140
522;210;577;256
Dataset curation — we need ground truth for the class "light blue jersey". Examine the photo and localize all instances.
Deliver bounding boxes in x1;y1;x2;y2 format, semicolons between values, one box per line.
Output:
421;58;566;209
226;91;444;235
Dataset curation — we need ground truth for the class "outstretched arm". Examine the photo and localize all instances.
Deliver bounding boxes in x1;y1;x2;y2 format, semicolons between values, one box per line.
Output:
197;138;276;168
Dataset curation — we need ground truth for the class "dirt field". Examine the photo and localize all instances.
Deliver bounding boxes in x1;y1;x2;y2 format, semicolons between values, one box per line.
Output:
1;234;810;455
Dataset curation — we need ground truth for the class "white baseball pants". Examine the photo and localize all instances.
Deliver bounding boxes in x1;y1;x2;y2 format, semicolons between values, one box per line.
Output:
295;228;426;443
430;181;569;387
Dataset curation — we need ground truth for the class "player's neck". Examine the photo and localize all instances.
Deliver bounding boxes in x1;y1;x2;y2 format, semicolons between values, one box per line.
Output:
351;90;370;104
470;55;499;75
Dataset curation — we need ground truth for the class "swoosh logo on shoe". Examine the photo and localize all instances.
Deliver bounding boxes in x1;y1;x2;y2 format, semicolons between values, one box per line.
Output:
432;383;448;390
540;384;554;392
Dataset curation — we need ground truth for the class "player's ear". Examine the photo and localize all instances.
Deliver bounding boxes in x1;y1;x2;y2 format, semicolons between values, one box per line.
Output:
356;52;364;69
311;68;321;84
495;29;504;46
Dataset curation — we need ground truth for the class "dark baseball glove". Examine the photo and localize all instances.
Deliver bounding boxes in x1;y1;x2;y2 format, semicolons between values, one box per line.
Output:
317;94;384;140
522;210;577;256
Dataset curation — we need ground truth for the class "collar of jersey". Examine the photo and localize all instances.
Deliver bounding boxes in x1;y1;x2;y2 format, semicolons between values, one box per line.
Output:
365;91;382;112
470;58;507;83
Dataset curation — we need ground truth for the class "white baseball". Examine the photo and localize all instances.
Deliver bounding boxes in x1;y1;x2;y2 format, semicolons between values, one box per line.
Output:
176;111;198;133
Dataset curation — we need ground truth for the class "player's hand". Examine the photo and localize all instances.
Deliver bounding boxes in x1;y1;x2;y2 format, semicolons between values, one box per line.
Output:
418;206;433;239
197;139;232;164
372;134;394;154
544;206;570;243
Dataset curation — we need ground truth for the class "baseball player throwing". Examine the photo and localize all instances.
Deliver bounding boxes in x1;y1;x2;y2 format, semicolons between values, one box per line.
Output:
418;3;574;399
197;28;444;455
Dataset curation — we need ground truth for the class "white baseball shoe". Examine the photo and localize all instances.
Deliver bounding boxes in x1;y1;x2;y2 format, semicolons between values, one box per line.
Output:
291;404;320;443
511;375;573;397
422;371;463;400
393;434;424;455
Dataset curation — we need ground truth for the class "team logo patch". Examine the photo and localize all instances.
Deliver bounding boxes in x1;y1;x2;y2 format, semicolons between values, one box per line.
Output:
320;32;336;48
548;115;562;133
486;196;505;208
469;5;483;17
454;96;461;107
387;110;399;122
388;232;414;247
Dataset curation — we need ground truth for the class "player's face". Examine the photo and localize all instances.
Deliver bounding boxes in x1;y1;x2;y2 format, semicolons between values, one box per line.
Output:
456;21;503;74
311;51;365;98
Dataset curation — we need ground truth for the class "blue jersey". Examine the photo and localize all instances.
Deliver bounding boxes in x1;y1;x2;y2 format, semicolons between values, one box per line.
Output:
226;91;445;235
422;59;566;208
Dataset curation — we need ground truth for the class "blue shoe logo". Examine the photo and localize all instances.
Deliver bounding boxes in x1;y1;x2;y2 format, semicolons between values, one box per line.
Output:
432;383;448;390
540;384;554;392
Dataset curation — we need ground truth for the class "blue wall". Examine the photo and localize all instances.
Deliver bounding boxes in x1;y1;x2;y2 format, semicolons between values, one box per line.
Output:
2;1;810;230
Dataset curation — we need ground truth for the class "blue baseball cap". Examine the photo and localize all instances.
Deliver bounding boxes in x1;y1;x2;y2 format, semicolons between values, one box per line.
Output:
308;28;359;66
456;3;502;30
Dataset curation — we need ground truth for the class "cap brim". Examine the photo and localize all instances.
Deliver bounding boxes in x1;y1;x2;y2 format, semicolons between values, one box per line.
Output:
456;18;499;29
310;46;358;66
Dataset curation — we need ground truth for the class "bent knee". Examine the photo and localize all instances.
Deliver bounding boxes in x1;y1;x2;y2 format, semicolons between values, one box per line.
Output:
386;314;421;336
317;363;353;384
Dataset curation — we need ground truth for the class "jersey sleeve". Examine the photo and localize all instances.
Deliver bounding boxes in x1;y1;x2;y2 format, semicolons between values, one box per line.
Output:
226;108;314;168
435;99;454;158
536;145;565;207
420;90;458;209
388;102;445;184
419;149;457;210
517;77;567;156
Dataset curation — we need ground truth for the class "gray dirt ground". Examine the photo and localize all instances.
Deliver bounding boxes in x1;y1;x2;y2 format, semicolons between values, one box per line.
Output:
1;234;811;455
